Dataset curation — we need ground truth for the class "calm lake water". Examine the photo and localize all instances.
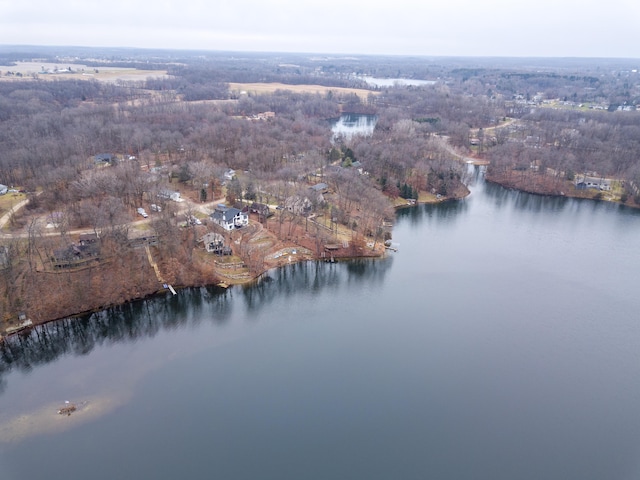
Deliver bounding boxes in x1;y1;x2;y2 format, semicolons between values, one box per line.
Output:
331;113;377;140
358;76;437;87
2;169;640;480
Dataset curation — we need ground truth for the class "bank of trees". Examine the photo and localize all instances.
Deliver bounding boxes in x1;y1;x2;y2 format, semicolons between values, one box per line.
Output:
2;49;639;238
486;107;640;192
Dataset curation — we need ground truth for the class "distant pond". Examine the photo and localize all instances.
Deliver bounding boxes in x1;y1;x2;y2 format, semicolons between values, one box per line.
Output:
358;76;437;87
331;113;378;141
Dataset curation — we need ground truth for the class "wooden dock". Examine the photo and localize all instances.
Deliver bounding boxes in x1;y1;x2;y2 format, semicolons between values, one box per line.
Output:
146;246;176;295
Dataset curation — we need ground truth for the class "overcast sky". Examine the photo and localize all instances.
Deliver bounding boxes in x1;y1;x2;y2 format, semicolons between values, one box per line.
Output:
1;0;639;58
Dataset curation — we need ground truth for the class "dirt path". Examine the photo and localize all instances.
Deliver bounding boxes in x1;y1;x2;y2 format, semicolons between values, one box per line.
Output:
438;118;517;166
0;198;30;233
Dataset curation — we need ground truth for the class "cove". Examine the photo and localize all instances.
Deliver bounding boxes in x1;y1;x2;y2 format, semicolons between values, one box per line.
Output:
1;169;640;480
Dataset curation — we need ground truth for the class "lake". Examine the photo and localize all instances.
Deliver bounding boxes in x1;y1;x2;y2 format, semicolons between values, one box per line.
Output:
331;113;377;141
358;76;437;88
2;169;640;480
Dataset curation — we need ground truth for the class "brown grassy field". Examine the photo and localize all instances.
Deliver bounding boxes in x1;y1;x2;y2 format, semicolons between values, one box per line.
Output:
1;63;375;99
0;192;26;215
0;62;167;83
229;82;377;100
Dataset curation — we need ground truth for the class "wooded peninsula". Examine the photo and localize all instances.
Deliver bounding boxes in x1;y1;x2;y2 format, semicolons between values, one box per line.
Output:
1;47;639;334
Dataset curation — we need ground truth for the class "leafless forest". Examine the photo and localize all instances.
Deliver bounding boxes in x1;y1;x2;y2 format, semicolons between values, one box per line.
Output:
1;47;639;327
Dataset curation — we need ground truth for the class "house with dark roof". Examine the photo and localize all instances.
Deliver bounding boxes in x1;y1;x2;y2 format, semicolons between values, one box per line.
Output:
79;233;99;246
310;182;328;194
94;153;117;164
250;202;272;218
575;175;611;191
51;242;100;269
210;206;248;231
199;232;231;254
285;195;312;215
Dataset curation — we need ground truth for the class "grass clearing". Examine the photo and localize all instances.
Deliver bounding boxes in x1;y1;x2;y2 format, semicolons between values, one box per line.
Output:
228;82;377;101
1;62;168;84
0;192;26;214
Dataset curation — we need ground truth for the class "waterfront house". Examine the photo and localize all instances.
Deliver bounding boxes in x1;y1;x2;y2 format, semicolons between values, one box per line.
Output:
51;242;100;269
199;232;231;254
210;206;248;231
575;175;611;191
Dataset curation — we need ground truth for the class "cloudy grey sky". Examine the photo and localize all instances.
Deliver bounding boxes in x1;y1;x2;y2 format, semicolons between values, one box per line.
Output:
1;0;639;57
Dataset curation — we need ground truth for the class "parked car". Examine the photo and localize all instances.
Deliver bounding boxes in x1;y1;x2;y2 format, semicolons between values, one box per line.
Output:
137;207;148;218
150;204;162;212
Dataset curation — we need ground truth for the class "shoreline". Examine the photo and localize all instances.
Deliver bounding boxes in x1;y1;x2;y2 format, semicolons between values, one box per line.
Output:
1;191;460;338
9;174;628;339
0;255;386;341
484;171;639;209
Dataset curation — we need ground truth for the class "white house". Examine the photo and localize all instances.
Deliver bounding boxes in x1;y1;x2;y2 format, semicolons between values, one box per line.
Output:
210;206;248;231
575;175;611;191
158;189;182;202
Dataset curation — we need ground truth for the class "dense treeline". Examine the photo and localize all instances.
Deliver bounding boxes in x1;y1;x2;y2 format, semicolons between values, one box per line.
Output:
1;49;639;200
487;107;640;188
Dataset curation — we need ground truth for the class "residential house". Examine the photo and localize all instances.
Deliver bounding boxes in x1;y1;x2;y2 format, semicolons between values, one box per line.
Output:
247;111;275;121
210;205;249;231
285;195;312;215
199;232;231;254
575;175;611;191
250;202;272;218
51;242;100;269
310;182;329;194
158;189;182;202
94;153;117;165
128;235;159;248
79;233;99;246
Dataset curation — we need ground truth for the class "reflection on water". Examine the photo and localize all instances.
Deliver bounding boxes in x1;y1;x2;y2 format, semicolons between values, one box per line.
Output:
396;198;469;228
0;288;225;393
331;114;378;141
244;258;390;310
0;261;392;394
2;177;640;480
